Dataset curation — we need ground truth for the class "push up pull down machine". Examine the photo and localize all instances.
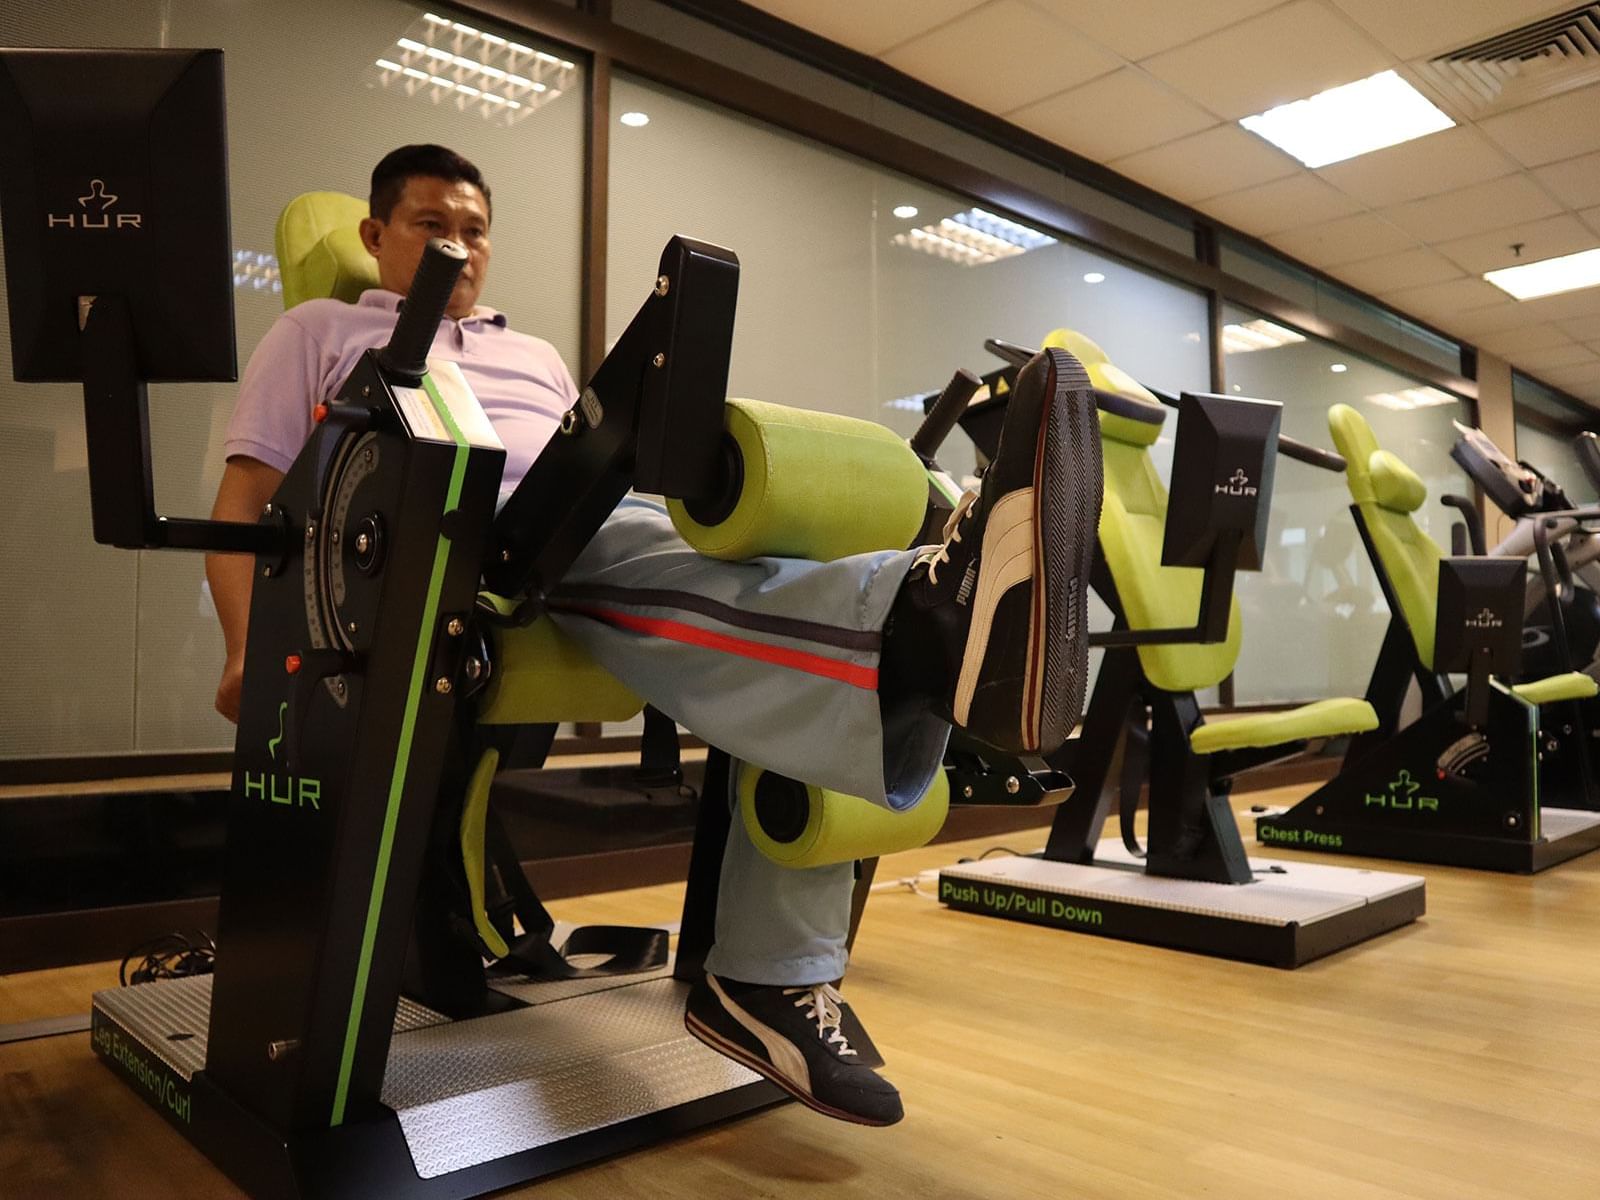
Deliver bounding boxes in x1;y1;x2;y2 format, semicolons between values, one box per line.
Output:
934;335;1425;967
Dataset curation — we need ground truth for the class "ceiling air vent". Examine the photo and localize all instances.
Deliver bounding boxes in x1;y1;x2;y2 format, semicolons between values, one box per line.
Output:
1414;3;1600;115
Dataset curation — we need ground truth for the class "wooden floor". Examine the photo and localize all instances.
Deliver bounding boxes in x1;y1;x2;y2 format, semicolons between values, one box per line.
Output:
5;783;1599;1199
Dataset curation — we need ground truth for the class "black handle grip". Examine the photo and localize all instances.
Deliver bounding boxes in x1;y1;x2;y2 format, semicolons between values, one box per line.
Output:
1440;494;1486;556
1279;434;1346;473
983;337;1036;369
911;369;981;461
378;238;469;380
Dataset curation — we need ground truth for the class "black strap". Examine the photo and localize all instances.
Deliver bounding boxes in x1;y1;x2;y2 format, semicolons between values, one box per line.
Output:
1118;708;1149;858
482;804;668;981
637;704;683;787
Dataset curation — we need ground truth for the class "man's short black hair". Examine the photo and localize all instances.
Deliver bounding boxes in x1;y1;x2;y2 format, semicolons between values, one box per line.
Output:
369;144;491;222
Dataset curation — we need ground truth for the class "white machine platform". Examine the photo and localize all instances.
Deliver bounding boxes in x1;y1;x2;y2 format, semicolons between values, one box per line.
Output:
938;841;1425;967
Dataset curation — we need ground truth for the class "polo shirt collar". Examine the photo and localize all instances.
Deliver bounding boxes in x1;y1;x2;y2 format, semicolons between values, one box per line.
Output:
356;288;508;327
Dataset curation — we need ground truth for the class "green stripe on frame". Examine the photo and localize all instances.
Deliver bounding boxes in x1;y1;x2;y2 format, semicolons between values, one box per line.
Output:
331;370;470;1125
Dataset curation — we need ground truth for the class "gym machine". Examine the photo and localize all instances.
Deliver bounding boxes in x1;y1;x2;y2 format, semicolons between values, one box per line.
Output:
933;336;1423;967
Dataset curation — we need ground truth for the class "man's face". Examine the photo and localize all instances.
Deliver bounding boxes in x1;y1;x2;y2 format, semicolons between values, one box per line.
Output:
359;175;491;319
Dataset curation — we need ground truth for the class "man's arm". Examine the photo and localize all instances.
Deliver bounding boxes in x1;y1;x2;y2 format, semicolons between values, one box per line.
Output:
206;457;286;722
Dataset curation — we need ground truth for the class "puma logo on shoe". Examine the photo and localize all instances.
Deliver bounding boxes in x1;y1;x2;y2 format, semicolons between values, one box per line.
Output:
953;487;1036;729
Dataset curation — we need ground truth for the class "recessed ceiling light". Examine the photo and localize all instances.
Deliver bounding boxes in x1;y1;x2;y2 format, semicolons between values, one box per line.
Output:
1083;272;1105;284
1239;70;1454;169
1330;363;1348;373
620;111;650;127
1484;246;1600;300
892;205;919;219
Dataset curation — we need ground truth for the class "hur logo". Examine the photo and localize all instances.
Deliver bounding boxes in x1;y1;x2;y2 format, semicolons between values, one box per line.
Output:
46;178;144;230
1215;468;1258;497
242;700;322;810
1466;607;1503;630
1364;767;1440;812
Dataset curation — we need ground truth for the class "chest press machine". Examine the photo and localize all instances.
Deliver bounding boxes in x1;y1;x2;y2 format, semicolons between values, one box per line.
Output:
0;47;1038;1200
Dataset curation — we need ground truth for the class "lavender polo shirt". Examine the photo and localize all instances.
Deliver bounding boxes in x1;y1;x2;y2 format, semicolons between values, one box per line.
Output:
224;289;577;502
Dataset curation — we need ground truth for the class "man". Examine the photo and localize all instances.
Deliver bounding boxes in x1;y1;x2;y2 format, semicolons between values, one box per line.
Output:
208;144;1098;1129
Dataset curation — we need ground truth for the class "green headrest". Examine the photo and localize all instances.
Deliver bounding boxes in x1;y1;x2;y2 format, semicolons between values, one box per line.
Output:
1328;404;1380;504
275;191;380;309
1368;450;1427;513
1043;328;1164;447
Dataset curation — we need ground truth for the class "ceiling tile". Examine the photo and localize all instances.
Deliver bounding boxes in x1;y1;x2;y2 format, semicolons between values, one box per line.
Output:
1008;69;1215;160
1380;276;1508;319
1314;127;1515;209
1559;314;1600;341
1443;301;1551;337
1478;87;1600;169
1028;0;1281;61
1583;206;1600;238
1514;287;1600;323
1268;212;1416;268
1327;0;1571;60
1539;360;1600;389
1142;0;1392;121
1433;215;1600;276
1510;343;1600;371
1380;175;1563;243
1108;123;1298;202
746;0;985;56
1532;152;1600;211
1477;324;1576;356
1201;174;1362;236
1333;248;1464;294
883;1;1119;113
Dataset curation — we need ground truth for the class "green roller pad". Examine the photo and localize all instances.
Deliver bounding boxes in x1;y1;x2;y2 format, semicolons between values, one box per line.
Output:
275;191;380;310
738;763;950;869
459;747;509;959
478;604;644;725
1190;697;1378;754
669;398;928;562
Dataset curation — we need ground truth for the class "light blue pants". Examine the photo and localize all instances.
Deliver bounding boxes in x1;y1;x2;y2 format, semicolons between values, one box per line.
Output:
547;499;950;985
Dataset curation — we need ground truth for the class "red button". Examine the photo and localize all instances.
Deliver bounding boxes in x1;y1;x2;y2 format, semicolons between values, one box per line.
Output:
313;403;329;424
285;654;302;675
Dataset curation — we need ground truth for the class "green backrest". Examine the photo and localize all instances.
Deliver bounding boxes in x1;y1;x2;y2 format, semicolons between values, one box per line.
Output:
1054;328;1243;694
1328;404;1441;669
274;191;380;309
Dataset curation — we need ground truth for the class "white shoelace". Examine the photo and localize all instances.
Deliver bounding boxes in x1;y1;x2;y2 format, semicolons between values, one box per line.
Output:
921;489;979;586
782;983;857;1056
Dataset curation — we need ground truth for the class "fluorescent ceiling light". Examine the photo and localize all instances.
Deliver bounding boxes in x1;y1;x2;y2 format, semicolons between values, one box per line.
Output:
1239;70;1454;169
1484;247;1600;300
892;205;918;219
620;111;650;127
1364;386;1456;411
892;208;1056;267
1083;272;1105;284
1221;318;1305;354
1330;363;1347;373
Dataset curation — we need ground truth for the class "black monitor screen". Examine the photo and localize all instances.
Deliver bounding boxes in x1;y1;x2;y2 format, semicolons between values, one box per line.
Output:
0;47;234;383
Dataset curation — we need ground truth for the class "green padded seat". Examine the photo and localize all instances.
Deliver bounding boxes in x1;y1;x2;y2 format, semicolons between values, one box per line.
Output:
1190;697;1378;755
275;191;380;309
1510;672;1599;707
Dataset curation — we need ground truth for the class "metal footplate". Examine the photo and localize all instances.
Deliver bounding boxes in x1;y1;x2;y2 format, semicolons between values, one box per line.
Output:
937;841;1425;968
91;966;777;1198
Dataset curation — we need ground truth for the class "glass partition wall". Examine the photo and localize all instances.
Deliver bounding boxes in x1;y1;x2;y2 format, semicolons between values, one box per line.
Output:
0;0;586;764
1221;305;1473;704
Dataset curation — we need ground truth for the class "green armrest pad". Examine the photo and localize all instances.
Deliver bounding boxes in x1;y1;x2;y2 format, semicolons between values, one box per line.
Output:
1190;697;1379;754
275;191;380;309
478;601;644;725
1510;672;1600;707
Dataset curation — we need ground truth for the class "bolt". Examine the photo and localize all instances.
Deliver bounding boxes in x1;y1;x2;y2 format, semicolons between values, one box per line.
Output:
652;352;666;368
1005;776;1021;795
446;617;465;636
346;621;358;635
267;1039;300;1061
331;529;340;545
434;677;453;694
465;657;483;681
262;565;275;578
355;532;371;555
655;274;670;296
501;549;512;562
262;503;274;516
305;522;315;541
333;678;346;697
363;447;374;464
962;785;974;799
362;385;371;397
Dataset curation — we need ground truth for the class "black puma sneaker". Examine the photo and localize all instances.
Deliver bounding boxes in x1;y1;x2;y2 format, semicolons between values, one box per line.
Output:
890;347;1100;756
684;975;904;1127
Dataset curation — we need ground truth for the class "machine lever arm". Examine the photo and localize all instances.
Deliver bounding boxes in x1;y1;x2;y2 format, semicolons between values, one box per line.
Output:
911;369;981;463
378;238;468;382
1440;494;1487;556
